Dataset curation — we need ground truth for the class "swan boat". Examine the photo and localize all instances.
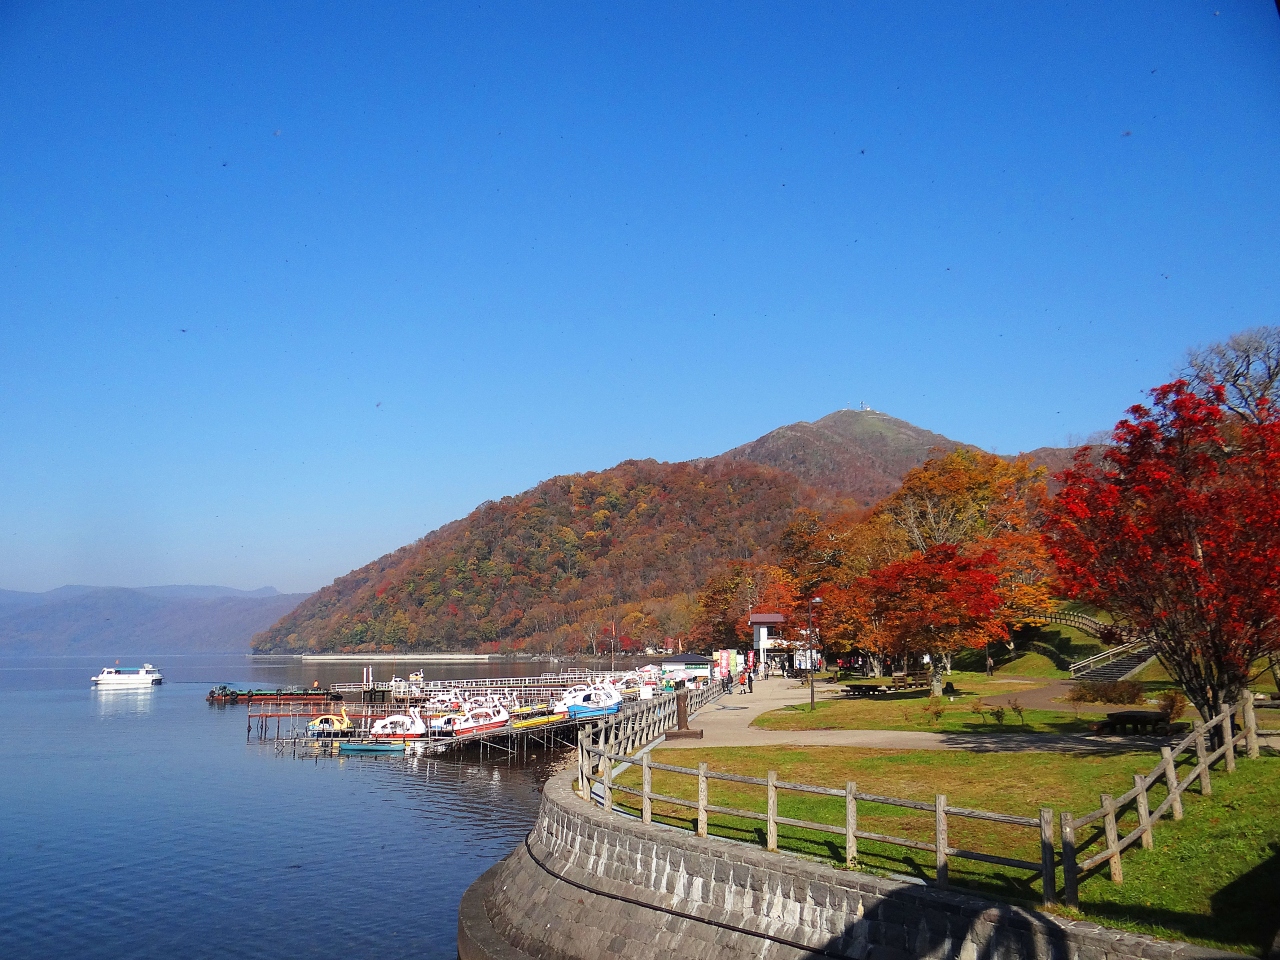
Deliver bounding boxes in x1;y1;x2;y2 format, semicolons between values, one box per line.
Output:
555;683;623;719
307;706;354;738
443;704;510;737
370;707;427;740
92;664;163;687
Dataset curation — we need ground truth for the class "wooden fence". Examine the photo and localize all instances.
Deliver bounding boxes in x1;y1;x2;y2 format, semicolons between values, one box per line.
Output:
575;687;1266;910
580;746;1059;904
1059;697;1260;907
576;684;723;795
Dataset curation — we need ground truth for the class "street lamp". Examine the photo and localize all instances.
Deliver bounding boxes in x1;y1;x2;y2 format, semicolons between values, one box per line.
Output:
807;596;823;712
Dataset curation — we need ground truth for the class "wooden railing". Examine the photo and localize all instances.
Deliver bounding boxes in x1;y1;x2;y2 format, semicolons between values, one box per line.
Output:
575;683;1265;910
1059;697;1260;907
575;684;724;796
581;749;1059;904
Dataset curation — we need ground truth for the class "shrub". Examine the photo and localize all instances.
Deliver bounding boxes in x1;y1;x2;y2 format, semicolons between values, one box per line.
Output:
1157;689;1189;720
1009;698;1025;725
991;706;1006;725
922;697;945;725
970;702;987;724
1068;680;1144;704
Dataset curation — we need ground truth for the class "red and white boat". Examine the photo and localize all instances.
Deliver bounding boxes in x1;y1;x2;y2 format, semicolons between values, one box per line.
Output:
370;706;428;739
445;704;510;737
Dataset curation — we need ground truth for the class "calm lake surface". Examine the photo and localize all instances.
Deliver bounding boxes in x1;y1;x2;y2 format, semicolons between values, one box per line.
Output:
0;655;590;959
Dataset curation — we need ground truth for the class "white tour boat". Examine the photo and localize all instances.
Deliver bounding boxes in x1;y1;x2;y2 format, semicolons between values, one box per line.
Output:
91;664;163;687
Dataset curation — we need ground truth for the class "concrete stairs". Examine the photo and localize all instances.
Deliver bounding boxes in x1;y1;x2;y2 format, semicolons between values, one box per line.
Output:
1073;645;1156;683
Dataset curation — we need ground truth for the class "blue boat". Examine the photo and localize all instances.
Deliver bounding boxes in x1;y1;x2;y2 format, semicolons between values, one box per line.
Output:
567;702;621;720
338;740;407;754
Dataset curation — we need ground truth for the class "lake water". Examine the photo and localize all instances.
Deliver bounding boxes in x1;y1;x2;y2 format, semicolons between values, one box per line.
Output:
0;655;585;959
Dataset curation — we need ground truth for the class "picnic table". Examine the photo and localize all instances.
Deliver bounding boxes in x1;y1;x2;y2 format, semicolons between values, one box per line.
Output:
1092;710;1190;737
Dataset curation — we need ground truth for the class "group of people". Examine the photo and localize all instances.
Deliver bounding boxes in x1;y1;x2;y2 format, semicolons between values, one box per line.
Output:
720;669;757;694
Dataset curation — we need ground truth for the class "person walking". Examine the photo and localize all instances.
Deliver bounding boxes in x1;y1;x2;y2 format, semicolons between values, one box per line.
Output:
747;673;754;694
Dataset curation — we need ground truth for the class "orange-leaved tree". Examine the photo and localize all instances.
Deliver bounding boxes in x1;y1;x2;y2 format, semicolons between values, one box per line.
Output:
691;563;798;652
876;448;1055;636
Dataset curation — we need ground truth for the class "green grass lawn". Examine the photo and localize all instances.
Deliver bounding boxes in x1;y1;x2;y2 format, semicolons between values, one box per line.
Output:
754;672;1097;735
997;650;1069;678
612;746;1280;955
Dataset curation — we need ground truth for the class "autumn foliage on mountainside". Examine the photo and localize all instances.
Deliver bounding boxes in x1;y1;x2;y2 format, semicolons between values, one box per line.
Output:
1044;380;1280;723
252;459;820;654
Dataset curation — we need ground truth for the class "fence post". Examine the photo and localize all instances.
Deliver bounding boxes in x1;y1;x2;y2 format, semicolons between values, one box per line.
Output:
1039;807;1056;905
642;753;652;824
767;770;778;852
1220;703;1236;773
577;730;586;799
697;763;708;838
1193;721;1212;796
845;782;858;868
1243;697;1259;760
1133;774;1153;850
934;794;949;889
603;752;614;813
1161;747;1183;820
1101;794;1123;884
1060;811;1078;908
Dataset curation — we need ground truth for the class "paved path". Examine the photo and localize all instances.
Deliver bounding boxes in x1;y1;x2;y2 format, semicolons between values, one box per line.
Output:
676;675;1280;754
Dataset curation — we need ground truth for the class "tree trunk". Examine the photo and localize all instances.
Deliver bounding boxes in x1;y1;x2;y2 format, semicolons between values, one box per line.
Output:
943;652;953;676
931;657;945;696
869;655;884;678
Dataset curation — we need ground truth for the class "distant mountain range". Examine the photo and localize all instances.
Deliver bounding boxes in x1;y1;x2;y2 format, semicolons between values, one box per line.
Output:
254;410;1075;654
0;585;309;655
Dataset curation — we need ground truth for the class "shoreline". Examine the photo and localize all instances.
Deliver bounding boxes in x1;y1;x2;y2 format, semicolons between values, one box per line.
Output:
296;652;501;662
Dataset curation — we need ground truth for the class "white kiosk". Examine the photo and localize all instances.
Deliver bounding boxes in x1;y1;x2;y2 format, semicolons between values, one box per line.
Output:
749;612;786;674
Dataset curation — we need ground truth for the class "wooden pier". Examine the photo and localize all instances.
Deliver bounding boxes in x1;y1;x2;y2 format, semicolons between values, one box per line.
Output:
247;679;725;764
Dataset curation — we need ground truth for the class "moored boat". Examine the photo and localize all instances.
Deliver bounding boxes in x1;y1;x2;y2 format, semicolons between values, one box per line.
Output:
445;704;510;737
206;684;340;704
307;706;354;738
339;740;406;754
92;664;163;687
554;683;622;718
370;707;428;739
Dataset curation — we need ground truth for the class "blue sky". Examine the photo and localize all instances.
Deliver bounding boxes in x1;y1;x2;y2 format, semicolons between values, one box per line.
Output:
2;2;1278;594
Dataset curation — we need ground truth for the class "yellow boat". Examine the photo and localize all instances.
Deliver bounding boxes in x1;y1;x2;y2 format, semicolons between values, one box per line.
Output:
510;703;548;716
512;714;558;730
307;706;354;738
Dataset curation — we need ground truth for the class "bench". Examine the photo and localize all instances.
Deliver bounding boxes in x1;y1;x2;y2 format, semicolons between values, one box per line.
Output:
891;672;931;691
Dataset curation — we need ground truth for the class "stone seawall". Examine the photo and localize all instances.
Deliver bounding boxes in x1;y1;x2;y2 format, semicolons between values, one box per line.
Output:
459;770;1241;960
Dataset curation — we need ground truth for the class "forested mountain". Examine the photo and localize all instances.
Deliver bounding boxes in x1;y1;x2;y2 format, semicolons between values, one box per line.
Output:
253;411;1074;654
0;586;308;655
710;409;964;506
254;460;820;653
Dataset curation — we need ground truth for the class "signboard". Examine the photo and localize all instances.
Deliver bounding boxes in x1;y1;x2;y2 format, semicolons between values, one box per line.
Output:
747;650;755;672
719;649;730;678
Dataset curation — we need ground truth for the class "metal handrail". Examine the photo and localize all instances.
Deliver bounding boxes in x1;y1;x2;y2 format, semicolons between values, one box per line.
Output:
1068;640;1149;678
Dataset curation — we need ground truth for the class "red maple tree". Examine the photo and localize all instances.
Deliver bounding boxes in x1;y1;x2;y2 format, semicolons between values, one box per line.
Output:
857;544;1008;694
1043;380;1280;722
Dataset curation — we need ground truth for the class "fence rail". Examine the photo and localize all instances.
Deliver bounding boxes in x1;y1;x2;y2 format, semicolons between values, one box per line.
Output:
576;680;1264;910
1059;697;1259;906
582;745;1057;902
